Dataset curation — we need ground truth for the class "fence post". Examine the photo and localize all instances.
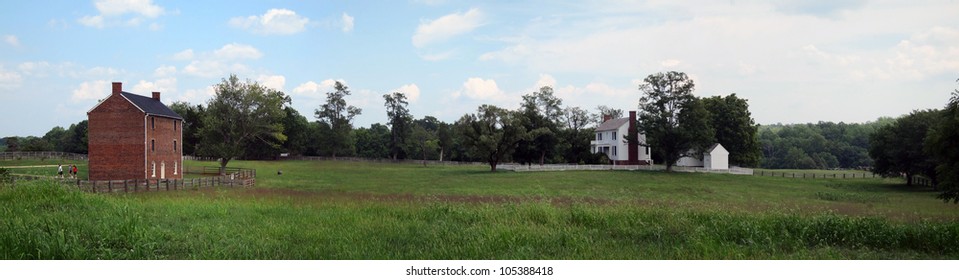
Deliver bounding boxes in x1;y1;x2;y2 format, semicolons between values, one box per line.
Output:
124;180;128;193
108;181;113;193
91;181;96;193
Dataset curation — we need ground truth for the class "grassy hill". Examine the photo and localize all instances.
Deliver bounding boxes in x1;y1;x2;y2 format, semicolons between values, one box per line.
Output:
1;160;957;259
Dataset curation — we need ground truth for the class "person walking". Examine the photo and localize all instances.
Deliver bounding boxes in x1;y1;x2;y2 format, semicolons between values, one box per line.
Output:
57;164;63;178
72;165;78;179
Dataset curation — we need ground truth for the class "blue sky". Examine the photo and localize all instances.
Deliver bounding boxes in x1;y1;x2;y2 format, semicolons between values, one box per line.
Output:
2;0;958;137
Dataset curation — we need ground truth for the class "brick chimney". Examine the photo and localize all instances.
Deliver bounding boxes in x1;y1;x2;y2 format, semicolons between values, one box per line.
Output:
152;91;160;101
602;114;612;123
112;82;122;94
628;111;638;164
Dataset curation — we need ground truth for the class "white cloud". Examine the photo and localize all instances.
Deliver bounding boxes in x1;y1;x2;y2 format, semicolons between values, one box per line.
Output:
172;49;194;60
229;9;310;35
15;61;125;80
454;77;506;101
535;74;557;89
179;86;216;104
72;80;111;101
0;65;23;90
78;15;104;28
94;0;164;17
131;78;177;96
342;13;354;33
4;35;20;47
412;8;483;47
213;43;263;60
257;75;286;91
293;79;340;95
78;0;165;29
392;84;421;102
660;59;682;68
180;44;262;78
154;65;176;77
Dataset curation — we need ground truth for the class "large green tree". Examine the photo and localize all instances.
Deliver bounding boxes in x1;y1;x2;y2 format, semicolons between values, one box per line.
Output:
198;74;288;174
702;94;762;167
457;105;528;172
61;120;88;154
592;105;624;125
514;86;563;165
353;123;391;159
383;92;412;160
869;109;940;186
169;102;204;156
637;71;713;172
280;107;311;156
927;83;959;203
315;81;362;158
559;106;595;164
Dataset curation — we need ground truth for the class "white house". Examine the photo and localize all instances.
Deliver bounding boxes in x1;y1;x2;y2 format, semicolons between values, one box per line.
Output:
590;112;652;165
676;143;729;170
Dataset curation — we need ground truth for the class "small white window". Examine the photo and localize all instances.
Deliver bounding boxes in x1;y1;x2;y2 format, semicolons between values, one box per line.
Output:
612;146;617;156
612;131;617;140
174;161;178;175
151;161;156;177
597;133;603;141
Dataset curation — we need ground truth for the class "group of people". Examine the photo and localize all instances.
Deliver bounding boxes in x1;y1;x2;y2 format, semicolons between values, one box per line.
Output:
56;164;79;179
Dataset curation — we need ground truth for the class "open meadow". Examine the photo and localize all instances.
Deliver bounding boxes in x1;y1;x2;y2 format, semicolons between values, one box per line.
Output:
1;160;958;259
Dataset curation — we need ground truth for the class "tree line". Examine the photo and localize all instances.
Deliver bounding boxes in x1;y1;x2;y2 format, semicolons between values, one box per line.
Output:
1;72;764;173
868;81;959;203
757;119;893;170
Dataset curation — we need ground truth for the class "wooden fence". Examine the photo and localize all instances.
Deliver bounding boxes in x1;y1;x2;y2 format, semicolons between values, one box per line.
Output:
1;167;256;193
754;170;877;179
0;151;88;161
498;164;754;175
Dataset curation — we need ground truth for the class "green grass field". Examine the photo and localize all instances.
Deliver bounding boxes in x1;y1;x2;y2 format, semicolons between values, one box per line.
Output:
1;160;958;259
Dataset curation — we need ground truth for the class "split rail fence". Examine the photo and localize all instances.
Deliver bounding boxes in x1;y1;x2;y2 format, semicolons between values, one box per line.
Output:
0;152;88;161
2;166;256;193
754;170;877;179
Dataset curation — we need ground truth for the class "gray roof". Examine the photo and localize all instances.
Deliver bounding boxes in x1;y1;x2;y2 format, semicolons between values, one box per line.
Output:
596;117;629;132
120;92;183;120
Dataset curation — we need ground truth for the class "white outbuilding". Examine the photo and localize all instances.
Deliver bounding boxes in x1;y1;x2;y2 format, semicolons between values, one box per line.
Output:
703;143;729;170
676;143;729;170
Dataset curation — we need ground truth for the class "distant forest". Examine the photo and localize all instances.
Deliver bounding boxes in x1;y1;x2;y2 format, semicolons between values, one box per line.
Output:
757;118;895;170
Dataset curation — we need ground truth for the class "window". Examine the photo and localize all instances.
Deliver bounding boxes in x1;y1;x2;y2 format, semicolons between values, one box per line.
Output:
597;133;603;141
646;146;650;155
174;161;178;175
151;139;155;152
612;146;617;156
151;162;156;177
174;140;177;152
151;117;155;130
173;120;177;131
612;131;617;140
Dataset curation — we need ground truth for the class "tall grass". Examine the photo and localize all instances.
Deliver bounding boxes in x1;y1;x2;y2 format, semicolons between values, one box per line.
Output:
2;180;957;259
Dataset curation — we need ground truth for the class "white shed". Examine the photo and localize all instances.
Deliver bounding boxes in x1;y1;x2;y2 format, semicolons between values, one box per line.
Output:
703;143;729;170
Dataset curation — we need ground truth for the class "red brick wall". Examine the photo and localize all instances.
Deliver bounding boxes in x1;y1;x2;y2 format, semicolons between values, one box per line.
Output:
87;93;182;180
88;93;146;180
145;115;183;180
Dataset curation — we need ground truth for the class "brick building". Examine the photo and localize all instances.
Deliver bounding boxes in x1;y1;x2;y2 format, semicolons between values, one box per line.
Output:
87;82;183;181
